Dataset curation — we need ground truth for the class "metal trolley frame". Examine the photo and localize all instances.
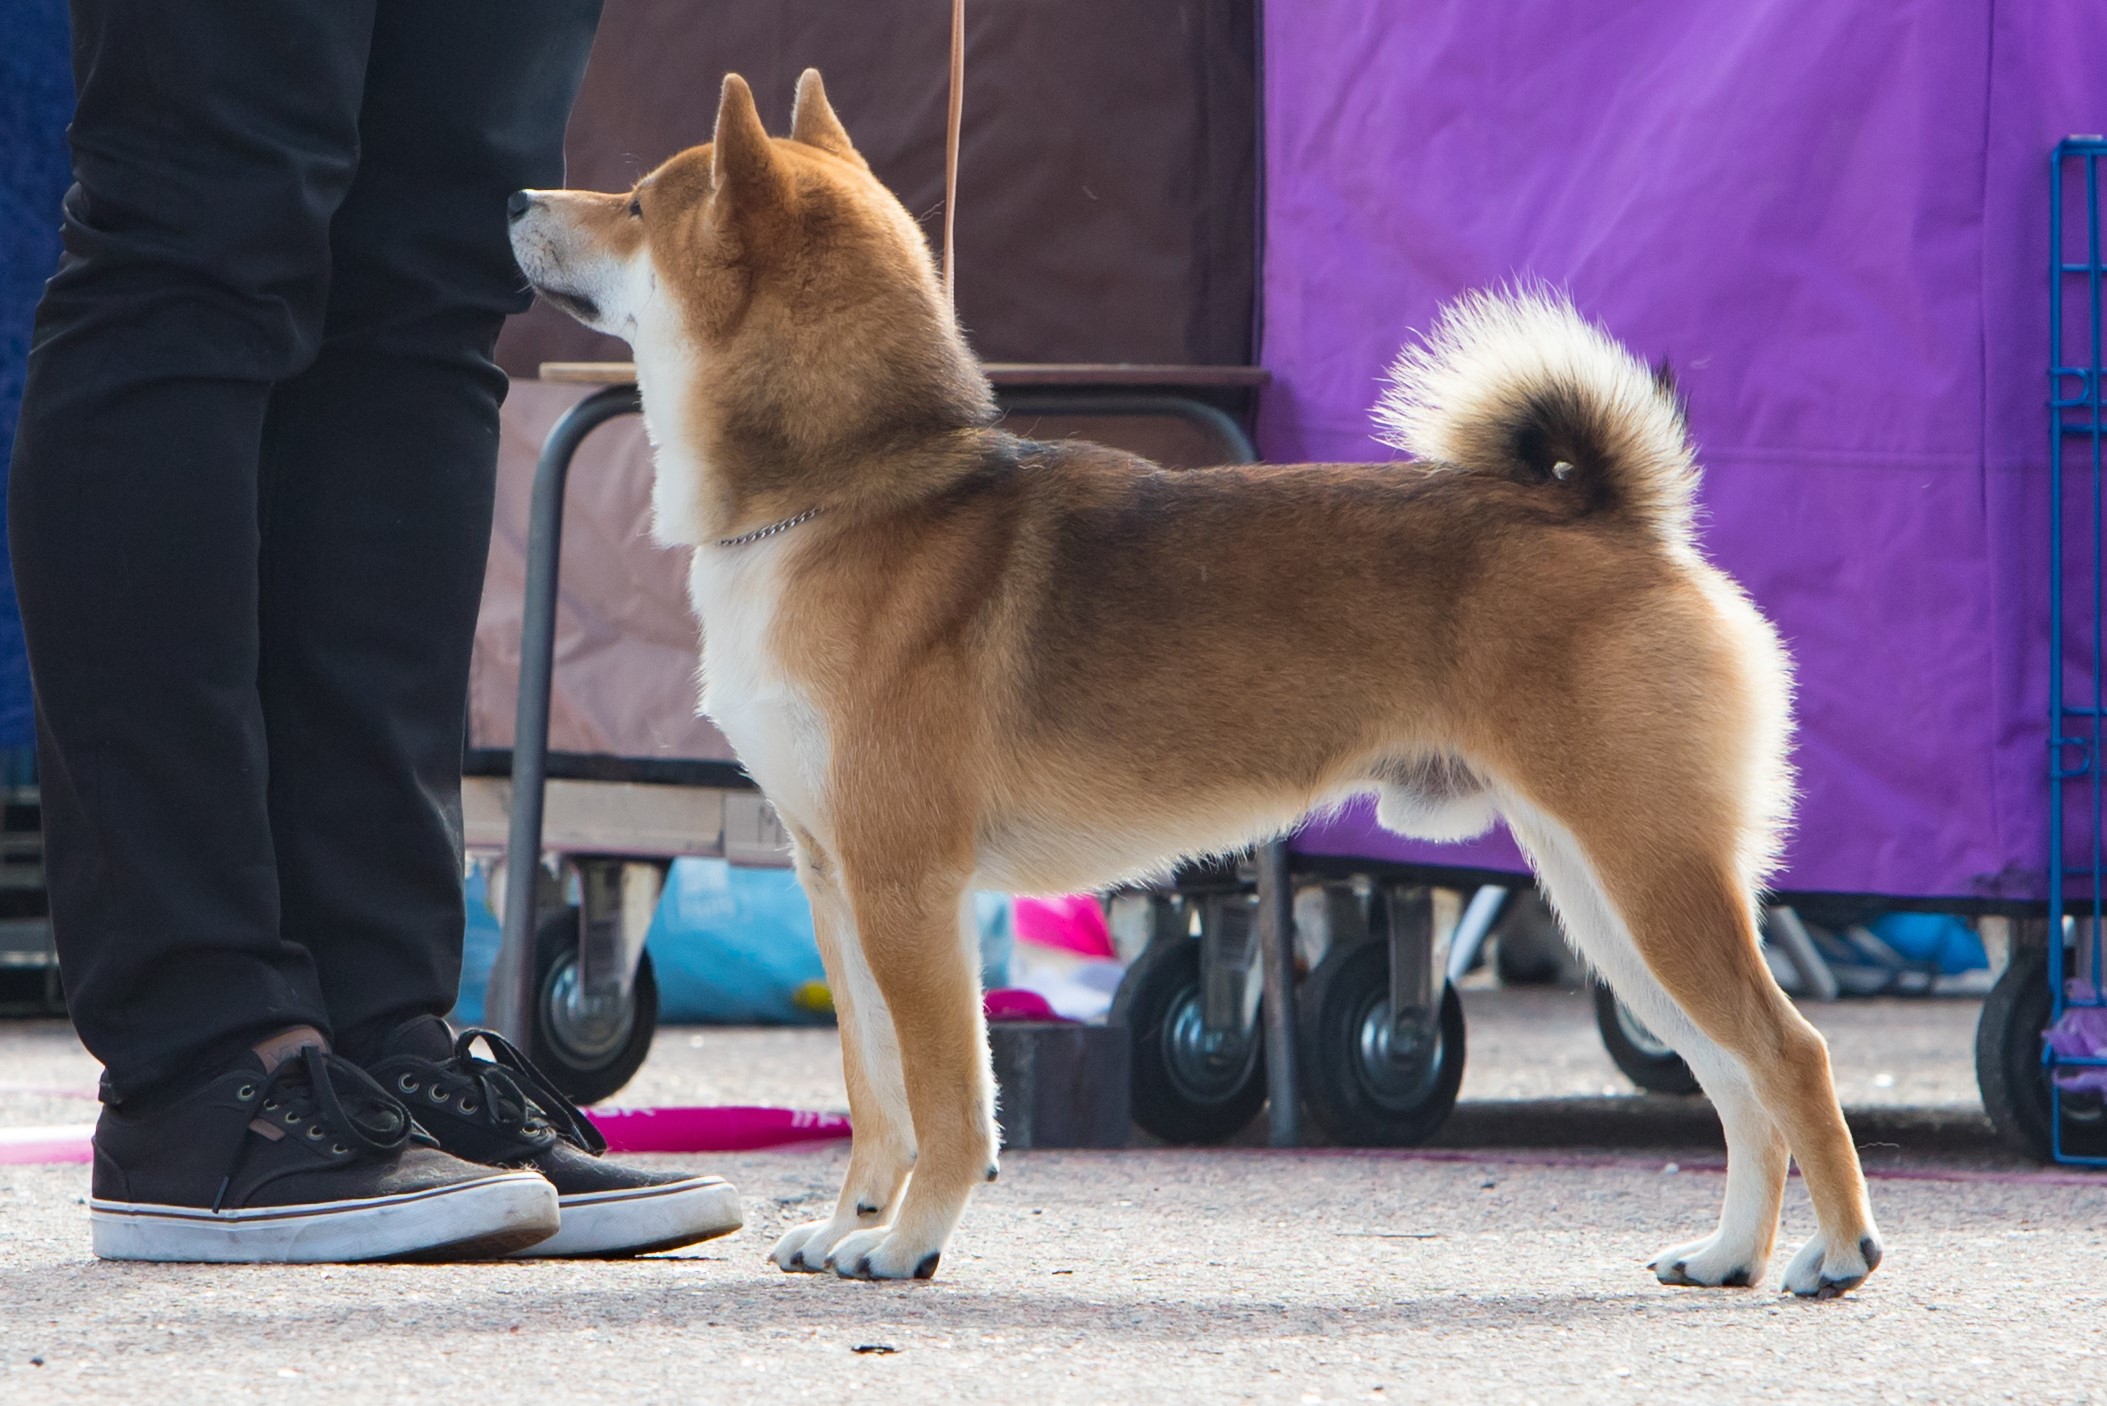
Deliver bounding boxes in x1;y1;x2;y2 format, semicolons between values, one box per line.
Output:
2047;134;2107;1166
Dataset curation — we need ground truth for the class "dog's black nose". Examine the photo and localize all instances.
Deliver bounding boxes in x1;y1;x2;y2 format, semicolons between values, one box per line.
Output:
507;191;533;222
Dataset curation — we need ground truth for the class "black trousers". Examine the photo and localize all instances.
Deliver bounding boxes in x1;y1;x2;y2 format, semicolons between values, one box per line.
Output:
8;0;602;1103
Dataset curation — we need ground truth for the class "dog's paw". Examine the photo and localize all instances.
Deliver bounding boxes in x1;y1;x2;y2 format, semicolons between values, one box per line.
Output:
1780;1228;1883;1299
771;1218;868;1274
824;1226;944;1282
1648;1232;1764;1289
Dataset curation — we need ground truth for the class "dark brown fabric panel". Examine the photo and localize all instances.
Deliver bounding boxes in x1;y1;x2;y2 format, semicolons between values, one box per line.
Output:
495;0;1258;376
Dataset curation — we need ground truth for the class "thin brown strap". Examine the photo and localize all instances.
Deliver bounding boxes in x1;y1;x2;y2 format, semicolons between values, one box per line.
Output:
943;0;964;309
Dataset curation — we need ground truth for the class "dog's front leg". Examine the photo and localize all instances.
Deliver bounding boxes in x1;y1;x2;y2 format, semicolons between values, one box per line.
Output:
772;833;917;1273
821;856;993;1282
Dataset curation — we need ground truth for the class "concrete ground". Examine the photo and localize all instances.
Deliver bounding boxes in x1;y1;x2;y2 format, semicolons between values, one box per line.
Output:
4;988;2104;1404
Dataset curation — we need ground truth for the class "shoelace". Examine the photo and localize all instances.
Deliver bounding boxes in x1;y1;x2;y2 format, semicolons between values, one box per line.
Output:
416;1028;607;1155
218;1047;415;1211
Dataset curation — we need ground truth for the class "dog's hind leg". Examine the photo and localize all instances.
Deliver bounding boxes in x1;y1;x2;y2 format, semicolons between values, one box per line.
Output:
1502;800;1790;1286
1501;791;1879;1297
770;827;918;1273
819;822;995;1281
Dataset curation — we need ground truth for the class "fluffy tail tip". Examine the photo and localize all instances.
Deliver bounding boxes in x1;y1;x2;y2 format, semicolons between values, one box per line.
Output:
1371;285;1698;540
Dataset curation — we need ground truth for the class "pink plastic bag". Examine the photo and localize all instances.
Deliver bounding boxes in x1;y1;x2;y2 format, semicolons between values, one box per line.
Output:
983;987;1068;1023
1013;895;1115;959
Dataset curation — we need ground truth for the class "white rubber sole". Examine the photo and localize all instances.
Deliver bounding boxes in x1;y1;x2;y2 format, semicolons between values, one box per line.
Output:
514;1176;744;1258
90;1170;559;1263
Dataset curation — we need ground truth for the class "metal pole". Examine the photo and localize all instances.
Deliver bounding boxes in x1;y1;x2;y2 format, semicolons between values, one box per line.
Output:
1445;884;1508;985
489;384;643;1043
1255;839;1301;1147
1765;906;1840;1003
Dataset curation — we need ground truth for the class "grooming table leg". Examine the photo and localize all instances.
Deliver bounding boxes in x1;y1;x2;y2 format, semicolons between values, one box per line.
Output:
488;384;643;1044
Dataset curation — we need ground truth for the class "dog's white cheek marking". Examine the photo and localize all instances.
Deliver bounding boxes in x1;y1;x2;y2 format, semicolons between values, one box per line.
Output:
511;205;634;340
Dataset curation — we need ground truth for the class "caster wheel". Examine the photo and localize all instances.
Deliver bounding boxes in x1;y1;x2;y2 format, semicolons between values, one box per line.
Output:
1976;943;2057;1163
1592;980;1701;1095
1296;939;1465;1146
1111;937;1266;1145
532;905;658;1106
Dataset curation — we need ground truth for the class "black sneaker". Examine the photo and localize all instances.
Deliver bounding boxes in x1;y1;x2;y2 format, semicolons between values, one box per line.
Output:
90;1044;559;1262
365;1016;742;1257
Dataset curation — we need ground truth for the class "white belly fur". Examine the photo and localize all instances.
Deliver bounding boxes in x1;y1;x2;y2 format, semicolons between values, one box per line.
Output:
972;783;1369;898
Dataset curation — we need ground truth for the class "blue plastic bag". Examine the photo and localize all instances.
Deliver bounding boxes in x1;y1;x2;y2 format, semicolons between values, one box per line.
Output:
1864;913;1986;975
645;859;831;1024
452;865;505;1027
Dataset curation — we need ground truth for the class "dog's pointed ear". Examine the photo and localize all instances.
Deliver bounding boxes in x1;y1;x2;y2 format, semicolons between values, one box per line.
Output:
790;69;863;166
710;74;782;203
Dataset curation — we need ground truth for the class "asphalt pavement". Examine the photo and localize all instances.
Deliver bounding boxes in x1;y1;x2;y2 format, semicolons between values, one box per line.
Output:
4;987;2102;1404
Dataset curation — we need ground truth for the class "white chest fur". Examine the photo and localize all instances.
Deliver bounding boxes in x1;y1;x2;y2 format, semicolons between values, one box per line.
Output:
687;542;831;835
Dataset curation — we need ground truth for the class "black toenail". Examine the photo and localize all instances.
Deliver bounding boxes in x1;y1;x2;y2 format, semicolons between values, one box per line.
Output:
1721;1268;1751;1288
985;1166;999;1182
1670;1260;1687;1278
1859;1235;1883;1271
914;1251;940;1280
856;1202;880;1217
854;1255;872;1279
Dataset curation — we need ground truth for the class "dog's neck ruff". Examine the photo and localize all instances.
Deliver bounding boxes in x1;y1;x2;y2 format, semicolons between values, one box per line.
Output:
715;506;822;549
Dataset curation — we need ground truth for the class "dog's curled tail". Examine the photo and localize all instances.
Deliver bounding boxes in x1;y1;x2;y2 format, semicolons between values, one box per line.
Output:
1372;286;1697;546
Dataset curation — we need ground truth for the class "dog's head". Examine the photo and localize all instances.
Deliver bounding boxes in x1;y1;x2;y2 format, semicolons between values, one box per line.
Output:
508;69;992;485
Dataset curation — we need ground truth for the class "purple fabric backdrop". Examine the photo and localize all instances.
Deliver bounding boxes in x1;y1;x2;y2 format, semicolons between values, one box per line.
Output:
1261;2;2107;902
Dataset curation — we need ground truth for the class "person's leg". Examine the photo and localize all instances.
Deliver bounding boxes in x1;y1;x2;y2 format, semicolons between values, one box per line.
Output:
8;0;378;1103
254;0;603;1060
262;5;740;1259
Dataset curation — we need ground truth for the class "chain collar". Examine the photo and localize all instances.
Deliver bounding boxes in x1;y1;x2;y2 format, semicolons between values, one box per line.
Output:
715;506;823;549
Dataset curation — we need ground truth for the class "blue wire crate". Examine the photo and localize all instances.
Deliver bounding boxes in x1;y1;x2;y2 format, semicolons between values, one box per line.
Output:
2047;135;2107;1166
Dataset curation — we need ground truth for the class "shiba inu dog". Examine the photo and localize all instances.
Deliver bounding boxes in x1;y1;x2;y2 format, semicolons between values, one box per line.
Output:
507;69;1880;1296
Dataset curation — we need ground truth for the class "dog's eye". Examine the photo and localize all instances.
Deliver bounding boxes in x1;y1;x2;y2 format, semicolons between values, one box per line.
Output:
627;198;643;219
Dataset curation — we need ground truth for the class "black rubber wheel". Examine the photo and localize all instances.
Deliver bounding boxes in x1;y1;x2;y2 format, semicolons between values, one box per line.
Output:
1296;939;1465;1146
1976;943;2057;1163
531;905;658;1106
1592;980;1702;1095
1111;937;1267;1145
